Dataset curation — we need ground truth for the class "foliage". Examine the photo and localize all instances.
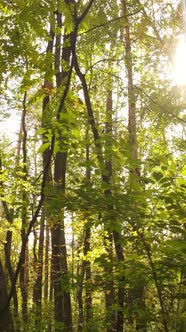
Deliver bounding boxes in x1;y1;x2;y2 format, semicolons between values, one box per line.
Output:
0;0;185;331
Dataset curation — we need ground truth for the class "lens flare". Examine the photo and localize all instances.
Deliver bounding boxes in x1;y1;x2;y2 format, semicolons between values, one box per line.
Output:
174;35;186;85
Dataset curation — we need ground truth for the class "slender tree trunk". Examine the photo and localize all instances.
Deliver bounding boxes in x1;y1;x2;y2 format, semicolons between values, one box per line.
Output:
0;261;14;332
106;89;125;332
0;159;19;329
44;221;50;301
103;89;116;332
139;231;169;332
121;2;168;331
77;223;93;332
84;228;92;325
4;231;19;325
20;92;29;327
1;208;19;327
77;131;93;331
38;18;55;329
121;1;146;330
121;0;138;164
33;210;45;310
84;140;93;324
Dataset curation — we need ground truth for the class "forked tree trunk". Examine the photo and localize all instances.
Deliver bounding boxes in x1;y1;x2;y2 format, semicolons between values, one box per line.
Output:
51;5;73;330
50;2;94;330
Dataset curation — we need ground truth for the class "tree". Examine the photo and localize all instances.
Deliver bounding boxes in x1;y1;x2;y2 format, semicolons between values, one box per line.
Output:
0;0;185;331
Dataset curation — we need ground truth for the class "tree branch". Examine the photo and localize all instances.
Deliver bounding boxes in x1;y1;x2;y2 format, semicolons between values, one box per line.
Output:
136;86;186;124
78;11;142;36
77;0;94;24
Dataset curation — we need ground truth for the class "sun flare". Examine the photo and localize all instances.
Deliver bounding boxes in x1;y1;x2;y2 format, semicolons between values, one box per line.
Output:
174;35;186;85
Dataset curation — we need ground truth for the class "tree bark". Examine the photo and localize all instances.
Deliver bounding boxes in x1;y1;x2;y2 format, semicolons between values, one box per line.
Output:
33;210;45;309
32;16;55;323
0;261;14;332
20;92;29;326
103;89;116;332
51;5;73;330
77;130;93;331
121;1;146;330
44;221;50;301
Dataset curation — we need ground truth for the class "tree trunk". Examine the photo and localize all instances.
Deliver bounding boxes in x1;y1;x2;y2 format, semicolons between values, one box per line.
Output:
0;159;19;330
44;221;50;301
121;1;146;330
20;92;29;326
104;89;116;332
51;5;73;330
33;209;45;315
121;0;138;165
0;261;14;332
39;19;55;330
77;132;93;331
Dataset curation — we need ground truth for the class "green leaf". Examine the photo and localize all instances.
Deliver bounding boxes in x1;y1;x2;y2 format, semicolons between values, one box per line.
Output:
38;142;50;153
152;171;163;181
130;179;142;192
181;165;186;176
